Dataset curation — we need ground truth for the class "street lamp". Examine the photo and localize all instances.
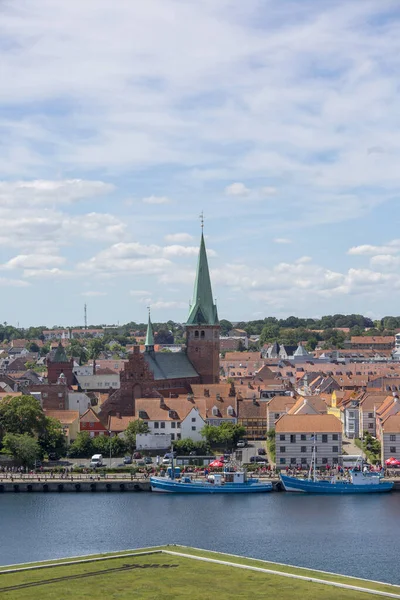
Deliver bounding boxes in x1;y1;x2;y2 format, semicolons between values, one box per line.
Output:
109;430;112;468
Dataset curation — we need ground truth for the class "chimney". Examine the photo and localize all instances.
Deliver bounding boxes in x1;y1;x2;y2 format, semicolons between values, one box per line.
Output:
204;388;210;397
133;345;140;355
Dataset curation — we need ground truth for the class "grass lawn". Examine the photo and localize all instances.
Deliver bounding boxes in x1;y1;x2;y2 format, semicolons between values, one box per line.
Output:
0;547;398;600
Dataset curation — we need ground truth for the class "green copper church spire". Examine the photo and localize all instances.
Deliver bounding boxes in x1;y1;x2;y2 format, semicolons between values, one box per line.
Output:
145;308;155;351
187;220;219;326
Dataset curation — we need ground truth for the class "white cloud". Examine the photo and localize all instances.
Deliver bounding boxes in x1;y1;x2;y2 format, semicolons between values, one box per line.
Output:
23;268;73;279
224;183;250;197
348;240;400;256
261;187;277;196
151;300;188;310
81;291;107;297
0;180;114;206
164;233;194;243
2;254;66;270
142;196;172;205
130;290;152;297
274;238;292;244
0;277;30;287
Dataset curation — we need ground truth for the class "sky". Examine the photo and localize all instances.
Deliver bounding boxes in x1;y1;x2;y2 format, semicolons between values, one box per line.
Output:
1;0;400;327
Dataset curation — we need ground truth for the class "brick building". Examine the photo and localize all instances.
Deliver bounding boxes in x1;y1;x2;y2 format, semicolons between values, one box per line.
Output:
100;231;220;419
46;342;75;386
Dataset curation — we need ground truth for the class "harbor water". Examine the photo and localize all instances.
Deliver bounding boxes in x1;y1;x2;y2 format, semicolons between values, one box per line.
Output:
0;492;399;584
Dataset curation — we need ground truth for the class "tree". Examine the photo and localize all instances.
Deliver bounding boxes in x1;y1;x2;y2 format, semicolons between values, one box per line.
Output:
124;420;150;457
26;342;40;353
305;337;318;352
39;417;67;459
201;423;246;449
219;319;233;336
67;432;94;458
154;329;174;344
0;395;46;437
87;338;105;360
2;433;41;467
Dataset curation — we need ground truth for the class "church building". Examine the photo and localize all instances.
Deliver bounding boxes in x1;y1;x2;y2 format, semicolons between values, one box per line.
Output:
100;231;220;418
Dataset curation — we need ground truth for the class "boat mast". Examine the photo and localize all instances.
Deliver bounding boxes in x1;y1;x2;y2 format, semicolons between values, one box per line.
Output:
308;433;316;482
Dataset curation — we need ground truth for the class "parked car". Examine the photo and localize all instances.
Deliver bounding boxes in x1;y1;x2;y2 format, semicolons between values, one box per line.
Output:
236;440;246;448
123;456;132;465
144;457;153;464
162;457;172;465
257;448;266;455
133;452;142;460
250;456;268;464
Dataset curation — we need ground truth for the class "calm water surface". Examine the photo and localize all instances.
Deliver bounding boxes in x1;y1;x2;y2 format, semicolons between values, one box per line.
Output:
0;493;399;583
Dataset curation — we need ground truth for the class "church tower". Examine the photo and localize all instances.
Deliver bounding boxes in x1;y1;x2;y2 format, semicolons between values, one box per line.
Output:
186;230;220;384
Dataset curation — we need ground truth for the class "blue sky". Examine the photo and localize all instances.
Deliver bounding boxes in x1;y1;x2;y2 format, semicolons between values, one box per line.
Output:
1;0;400;327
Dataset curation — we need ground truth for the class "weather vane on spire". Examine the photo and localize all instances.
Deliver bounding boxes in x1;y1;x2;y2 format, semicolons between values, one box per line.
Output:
147;305;151;318
199;211;204;230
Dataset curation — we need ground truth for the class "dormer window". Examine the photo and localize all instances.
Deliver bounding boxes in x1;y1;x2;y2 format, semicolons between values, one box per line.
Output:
138;410;147;419
212;405;219;416
227;405;234;416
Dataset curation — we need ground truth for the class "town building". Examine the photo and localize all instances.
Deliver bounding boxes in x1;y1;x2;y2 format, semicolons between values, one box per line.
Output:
358;393;387;436
266;395;296;431
275;414;342;468
99;231;220;418
44;410;80;443
380;415;400;464
46;343;75;386
80;407;108;437
237;398;268;440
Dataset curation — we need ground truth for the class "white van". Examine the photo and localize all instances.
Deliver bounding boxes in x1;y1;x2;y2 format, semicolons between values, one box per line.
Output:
90;454;104;468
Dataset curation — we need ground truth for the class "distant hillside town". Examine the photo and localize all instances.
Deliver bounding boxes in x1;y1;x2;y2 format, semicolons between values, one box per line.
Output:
2;235;400;469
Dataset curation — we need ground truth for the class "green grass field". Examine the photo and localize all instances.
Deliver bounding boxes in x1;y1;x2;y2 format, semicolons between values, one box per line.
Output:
0;546;398;600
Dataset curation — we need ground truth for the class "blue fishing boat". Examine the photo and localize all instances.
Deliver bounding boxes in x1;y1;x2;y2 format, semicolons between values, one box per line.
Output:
280;471;393;494
150;465;273;494
280;448;393;494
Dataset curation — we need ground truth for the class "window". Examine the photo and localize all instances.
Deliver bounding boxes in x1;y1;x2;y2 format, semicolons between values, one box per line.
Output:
332;434;338;441
177;422;181;428
200;330;205;338
332;457;338;464
195;330;199;338
160;422;165;429
275;413;280;420
171;433;175;441
301;446;306;453
280;446;286;453
390;435;396;442
311;434;317;441
171;422;176;429
279;458;286;465
290;435;296;443
349;411;354;418
192;417;196;422
279;434;285;441
322;457;328;464
301;457;307;465
177;433;181;440
300;434;306;441
154;422;159;429
368;413;374;419
332;446;338;453
42;393;48;398
192;426;196;431
322;434;328;443
390;446;396;453
89;422;94;428
368;423;374;429
290;458;296;465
